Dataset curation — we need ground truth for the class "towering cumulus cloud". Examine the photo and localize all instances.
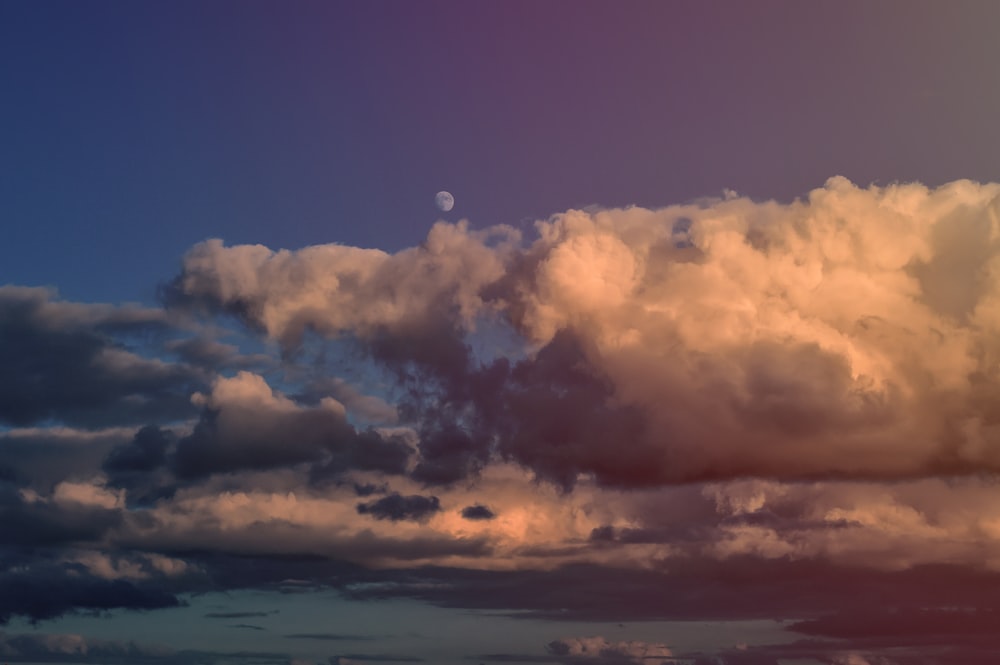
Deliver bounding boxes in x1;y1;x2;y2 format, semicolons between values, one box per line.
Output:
168;178;1000;487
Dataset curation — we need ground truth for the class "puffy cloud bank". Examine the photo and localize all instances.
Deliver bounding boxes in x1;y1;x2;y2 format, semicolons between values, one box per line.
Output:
8;178;1000;665
168;177;1000;486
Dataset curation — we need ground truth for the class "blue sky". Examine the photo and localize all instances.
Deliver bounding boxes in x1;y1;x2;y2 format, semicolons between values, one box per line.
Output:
4;1;999;302
3;2;1000;665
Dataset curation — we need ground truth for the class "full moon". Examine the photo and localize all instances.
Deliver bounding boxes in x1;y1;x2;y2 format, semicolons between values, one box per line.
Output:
435;191;455;212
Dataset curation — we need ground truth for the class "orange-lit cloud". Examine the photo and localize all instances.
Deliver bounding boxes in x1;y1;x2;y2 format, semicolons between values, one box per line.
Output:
170;178;1000;485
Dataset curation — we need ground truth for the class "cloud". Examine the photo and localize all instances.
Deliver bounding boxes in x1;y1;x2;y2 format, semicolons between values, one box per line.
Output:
294;377;399;425
788;607;1000;642
337;556;1000;623
284;633;374;641
546;636;673;664
0;483;123;548
329;656;423;664
0;286;203;428
162;221;515;348
0;426;133;490
461;504;496;520
164;335;273;372
11;178;1000;658
228;623;265;630
171;372;412;480
103;426;178;506
0;629;289;664
356;493;441;522
203;611;276;619
167;178;1000;487
0;558;181;624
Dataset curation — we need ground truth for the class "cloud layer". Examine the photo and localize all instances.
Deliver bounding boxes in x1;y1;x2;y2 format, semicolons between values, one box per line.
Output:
6;178;1000;664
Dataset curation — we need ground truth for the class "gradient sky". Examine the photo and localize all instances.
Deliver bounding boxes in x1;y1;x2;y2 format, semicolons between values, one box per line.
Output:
3;2;1000;665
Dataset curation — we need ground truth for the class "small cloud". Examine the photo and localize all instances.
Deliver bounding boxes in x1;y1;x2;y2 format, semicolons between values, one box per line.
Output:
330;655;424;663
546;636;673;664
285;633;375;641
356;493;441;522
461;504;496;520
204;610;277;619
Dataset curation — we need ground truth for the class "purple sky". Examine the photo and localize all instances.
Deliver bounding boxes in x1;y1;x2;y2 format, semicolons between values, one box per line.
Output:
3;2;1000;664
4;1;999;302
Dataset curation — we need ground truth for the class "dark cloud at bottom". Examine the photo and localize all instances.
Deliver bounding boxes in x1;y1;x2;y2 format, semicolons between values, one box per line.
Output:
335;557;1000;624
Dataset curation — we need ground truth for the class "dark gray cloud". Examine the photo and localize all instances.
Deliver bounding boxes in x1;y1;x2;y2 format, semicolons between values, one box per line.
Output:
0;427;130;491
461;504;496;520
308;430;414;485
284;633;374;641
788;607;1000;643
0;559;180;624
104;426;173;474
352;482;387;497
165;335;273;372
0;629;290;664
356;493;441;522
487;632;1000;665
329;655;424;663
688;636;1000;665
337;558;1000;624
0;286;203;428
364;326;650;490
172;402;345;480
167;373;413;482
0;484;121;547
203;611;276;619
364;327;655;490
102;426;179;507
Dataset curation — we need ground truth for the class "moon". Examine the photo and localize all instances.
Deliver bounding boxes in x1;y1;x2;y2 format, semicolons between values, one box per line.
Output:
435;191;455;212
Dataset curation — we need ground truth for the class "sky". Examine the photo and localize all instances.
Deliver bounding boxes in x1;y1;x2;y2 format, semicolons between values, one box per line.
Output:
3;1;1000;664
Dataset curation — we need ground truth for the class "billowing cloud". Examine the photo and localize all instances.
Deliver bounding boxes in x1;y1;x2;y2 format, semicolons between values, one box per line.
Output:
166;178;1000;486
162;221;516;348
171;372;413;480
10;178;1000;659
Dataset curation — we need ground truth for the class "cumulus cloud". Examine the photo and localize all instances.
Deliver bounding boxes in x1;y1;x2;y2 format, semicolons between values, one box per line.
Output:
163;221;516;348
12;177;1000;652
171;372;412;480
0;286;203;428
166;178;1000;486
